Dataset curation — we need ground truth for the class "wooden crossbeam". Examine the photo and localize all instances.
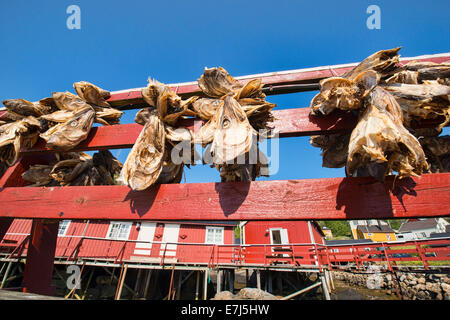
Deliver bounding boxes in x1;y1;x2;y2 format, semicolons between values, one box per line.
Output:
0;173;448;221
19;107;445;155
106;52;450;109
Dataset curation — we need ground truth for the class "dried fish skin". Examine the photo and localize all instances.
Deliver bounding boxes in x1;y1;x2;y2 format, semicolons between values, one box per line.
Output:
92;106;123;125
117;111;165;191
235;79;265;100
40;106;96;151
73;81;111;108
385;70;419;84
198;67;242;98
420;135;450;173
49;159;92;183
156;143;184;184
310;133;350;168
2;99;52;119
380;82;450;128
211;96;255;164
342;47;401;81
52;91;91;111
0;117;41;166
191;98;223;121
21;164;53;186
142;80;197;126
346;87;428;178
310;71;380;115
40;110;75;123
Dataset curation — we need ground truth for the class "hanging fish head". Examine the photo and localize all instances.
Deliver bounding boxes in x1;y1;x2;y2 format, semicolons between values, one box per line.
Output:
212;96;254;163
43;106;96;151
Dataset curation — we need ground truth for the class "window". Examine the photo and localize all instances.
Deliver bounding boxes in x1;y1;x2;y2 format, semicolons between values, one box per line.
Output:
107;222;132;240
205;227;224;244
58;220;71;236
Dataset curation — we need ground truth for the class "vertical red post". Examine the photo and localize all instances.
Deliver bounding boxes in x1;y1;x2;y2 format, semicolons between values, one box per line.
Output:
21;219;59;296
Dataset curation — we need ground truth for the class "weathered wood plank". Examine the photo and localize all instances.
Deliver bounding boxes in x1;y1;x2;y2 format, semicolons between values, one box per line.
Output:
0;173;448;221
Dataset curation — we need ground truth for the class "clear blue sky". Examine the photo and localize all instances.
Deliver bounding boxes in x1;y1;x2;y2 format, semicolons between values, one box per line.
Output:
1;0;449;183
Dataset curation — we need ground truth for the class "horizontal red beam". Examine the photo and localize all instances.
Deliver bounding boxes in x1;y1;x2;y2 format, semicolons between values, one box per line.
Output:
21;107;359;154
107;53;450;108
20;106;446;155
0;173;448;221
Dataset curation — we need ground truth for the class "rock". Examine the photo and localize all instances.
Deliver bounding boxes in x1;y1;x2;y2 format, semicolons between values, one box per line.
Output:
415;284;426;291
236;288;278;300
212;291;237;300
417;291;427;300
441;283;450;294
426;282;441;294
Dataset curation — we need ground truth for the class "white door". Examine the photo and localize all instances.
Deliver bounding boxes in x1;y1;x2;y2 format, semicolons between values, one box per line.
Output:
160;224;180;257
133;222;156;256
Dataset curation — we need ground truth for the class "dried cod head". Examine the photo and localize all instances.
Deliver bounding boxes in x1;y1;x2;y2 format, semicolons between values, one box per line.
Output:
211;96;255;164
117;109;166;190
40;105;96;151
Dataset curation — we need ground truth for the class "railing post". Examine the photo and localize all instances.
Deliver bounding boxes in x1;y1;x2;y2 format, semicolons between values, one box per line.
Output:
21;219;59;296
414;240;430;270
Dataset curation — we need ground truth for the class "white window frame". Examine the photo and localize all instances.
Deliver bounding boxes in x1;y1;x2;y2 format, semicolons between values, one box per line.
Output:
106;221;132;240
58;220;71;237
205;226;224;245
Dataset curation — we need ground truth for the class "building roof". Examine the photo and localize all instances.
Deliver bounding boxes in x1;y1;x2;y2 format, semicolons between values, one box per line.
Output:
398;219;438;233
428;232;450;239
325;239;373;246
356;225;394;234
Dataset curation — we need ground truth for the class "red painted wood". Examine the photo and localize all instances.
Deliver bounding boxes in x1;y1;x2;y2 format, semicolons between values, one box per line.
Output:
19;108;446;155
106;54;450;107
0;173;448;221
21;219;59;296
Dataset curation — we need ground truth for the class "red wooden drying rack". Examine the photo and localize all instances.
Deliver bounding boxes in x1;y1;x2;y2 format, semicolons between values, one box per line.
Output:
0;52;449;295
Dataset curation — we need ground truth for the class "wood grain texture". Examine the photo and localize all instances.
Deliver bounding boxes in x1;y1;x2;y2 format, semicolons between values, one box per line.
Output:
0;173;448;221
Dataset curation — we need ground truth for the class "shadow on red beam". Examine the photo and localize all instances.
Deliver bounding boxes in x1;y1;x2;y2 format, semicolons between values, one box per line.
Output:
0;173;448;221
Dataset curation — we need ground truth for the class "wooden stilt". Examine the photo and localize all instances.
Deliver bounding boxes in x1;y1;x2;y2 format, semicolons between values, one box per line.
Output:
267;271;273;293
229;269;235;293
217;269;222;294
167;265;175;300
256;270;261;290
142;270;152;299
103;266;136;297
277;272;283;294
245;269;249;287
114;264;128;300
0;261;13;289
134;269;142;298
320;273;331;300
81;268;95;300
195;271;200;300
203;270;208;300
176;271;182;300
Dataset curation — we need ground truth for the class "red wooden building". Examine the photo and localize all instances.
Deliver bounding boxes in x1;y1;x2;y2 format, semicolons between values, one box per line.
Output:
1;219;239;266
